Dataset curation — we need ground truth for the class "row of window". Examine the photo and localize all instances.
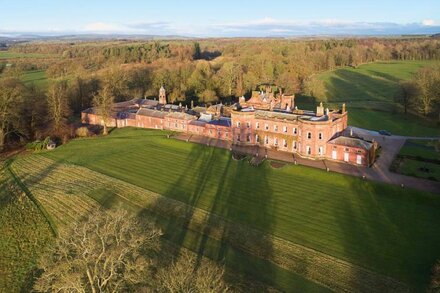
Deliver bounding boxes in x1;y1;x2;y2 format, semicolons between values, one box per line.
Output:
235;121;325;140
236;121;298;134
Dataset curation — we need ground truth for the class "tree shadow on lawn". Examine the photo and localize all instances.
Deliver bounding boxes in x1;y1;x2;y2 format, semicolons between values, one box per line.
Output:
140;142;281;289
335;177;440;291
325;69;398;103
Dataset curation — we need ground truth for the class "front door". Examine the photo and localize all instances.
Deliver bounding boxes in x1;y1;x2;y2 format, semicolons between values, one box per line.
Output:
344;152;349;162
332;150;337;160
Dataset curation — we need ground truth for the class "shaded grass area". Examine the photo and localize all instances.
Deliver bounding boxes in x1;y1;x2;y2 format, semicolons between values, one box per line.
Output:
391;139;440;181
20;70;48;88
12;155;326;292
0;165;53;292
42;128;440;291
313;60;439;136
348;109;440;136
399;139;440;161
399;159;440;181
318;61;434;102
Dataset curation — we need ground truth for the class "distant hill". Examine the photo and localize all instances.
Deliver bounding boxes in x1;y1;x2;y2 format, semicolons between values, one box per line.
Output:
0;33;194;43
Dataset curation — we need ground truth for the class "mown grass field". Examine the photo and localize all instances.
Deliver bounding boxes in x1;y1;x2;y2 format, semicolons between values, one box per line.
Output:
0;164;53;292
0;51;57;59
313;60;440;136
28;127;440;291
20;70;48;88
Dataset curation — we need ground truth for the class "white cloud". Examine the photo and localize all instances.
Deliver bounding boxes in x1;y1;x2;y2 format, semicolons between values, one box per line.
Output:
83;22;127;32
211;17;440;36
422;19;435;26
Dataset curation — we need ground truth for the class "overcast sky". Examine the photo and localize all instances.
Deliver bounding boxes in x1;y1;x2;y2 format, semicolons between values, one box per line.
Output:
1;0;439;36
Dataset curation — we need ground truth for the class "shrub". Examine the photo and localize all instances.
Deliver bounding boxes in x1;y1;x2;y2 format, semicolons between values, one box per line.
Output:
25;137;50;151
75;126;91;137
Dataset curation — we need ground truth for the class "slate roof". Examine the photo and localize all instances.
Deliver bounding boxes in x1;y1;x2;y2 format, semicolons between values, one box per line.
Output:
137;108;168;118
189;120;207;127
166;112;197;120
328;136;373;150
208;117;231;127
255;110;299;121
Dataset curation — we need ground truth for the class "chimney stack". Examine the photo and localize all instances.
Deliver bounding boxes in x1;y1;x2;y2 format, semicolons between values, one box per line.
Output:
316;102;324;117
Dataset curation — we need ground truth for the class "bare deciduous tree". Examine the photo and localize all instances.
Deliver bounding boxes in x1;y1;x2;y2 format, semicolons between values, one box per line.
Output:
47;79;70;132
93;85;114;135
34;209;162;293
0;77;24;150
158;251;230;293
413;66;440;117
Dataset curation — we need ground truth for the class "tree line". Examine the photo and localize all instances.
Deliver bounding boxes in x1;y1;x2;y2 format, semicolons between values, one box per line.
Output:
1;37;439;150
394;64;440;120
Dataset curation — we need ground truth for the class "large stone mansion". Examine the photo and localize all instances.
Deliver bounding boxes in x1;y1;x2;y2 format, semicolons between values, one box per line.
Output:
82;85;377;167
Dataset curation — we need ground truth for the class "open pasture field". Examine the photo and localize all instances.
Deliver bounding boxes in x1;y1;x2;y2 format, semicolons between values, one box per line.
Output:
23;127;440;292
20;69;48;88
318;61;434;102
0;51;57;59
313;60;439;136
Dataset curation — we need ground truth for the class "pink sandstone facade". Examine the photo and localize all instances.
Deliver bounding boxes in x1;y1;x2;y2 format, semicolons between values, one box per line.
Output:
82;86;377;167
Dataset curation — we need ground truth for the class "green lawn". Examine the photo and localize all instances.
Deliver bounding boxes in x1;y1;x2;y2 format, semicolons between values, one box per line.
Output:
314;60;439;136
20;70;48;88
0;51;57;59
348;109;440;136
399;139;440;161
318;61;434;102
392;139;440;181
0;165;53;292
399;158;440;181
41;128;440;291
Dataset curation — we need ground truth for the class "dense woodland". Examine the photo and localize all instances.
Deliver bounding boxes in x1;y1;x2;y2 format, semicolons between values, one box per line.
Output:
0;37;439;150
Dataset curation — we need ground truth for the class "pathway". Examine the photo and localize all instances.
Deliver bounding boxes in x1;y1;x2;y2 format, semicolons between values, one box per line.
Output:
174;129;440;194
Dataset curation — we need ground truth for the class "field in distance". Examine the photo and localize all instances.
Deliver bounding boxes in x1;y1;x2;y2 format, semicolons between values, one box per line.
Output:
11;127;437;292
313;60;439;136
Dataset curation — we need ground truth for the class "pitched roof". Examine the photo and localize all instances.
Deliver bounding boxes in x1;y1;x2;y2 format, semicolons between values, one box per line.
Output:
165;112;196;120
255;110;299;121
208;117;231;127
137;108;168;118
328;136;373;150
